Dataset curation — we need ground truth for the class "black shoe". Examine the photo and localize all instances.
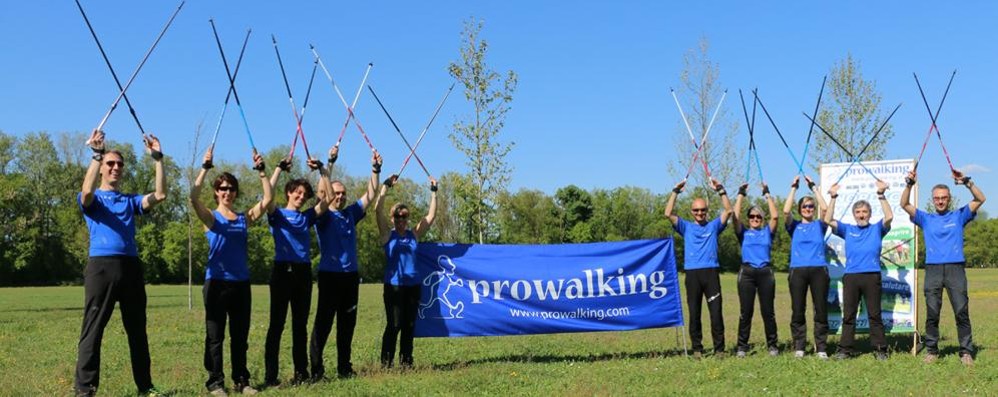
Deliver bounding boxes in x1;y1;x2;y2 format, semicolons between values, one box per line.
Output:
310;369;325;383
291;372;310;386
263;379;280;389
337;369;357;379
75;387;97;397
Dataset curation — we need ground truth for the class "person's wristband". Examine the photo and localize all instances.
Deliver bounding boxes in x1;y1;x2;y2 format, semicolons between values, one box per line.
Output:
737;186;748;196
905;177;915;187
91;146;106;155
278;159;291;171
966;180;975;188
672;187;682;194
202;160;213;170
311;160;324;170
383;177;395;187
878;194;887;200
92;153;104;162
717;189;727;196
253;161;266;172
430;184;438;192
762;186;770;196
150;150;163;161
372;164;382;173
807;182;816;190
961;176;971;185
328;155;337;165
829;194;838;199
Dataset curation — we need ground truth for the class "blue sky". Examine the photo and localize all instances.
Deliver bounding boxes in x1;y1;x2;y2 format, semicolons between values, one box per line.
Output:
2;1;995;213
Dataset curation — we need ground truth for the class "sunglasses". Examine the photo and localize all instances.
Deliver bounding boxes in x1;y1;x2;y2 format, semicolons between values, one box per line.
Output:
394;214;409;220
748;214;763;220
104;160;125;168
216;186;236;192
932;196;950;201
691;208;707;213
801;204;815;209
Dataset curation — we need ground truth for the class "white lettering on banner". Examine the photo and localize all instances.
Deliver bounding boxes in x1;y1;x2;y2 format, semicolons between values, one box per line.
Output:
469;267;669;304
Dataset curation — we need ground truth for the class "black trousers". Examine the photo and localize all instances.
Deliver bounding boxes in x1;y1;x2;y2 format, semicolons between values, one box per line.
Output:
685;268;725;353
923;264;974;356
264;261;313;383
310;271;359;377
839;272;886;354
75;256;153;394
203;279;252;391
736;265;777;351
381;284;421;367
788;266;830;352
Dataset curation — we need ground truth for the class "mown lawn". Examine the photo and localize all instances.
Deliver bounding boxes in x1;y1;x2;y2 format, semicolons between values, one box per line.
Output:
1;270;996;396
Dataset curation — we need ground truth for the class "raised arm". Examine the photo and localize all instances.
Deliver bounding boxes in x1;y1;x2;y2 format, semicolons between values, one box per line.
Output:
900;169;917;217
824;183;840;230
954;169;987;213
247;152;271;222
664;180;686;224
141;134;167;210
713;178;733;225
310;158;331;216
876;180;892;228
783;176;799;227
805;176;827;216
375;175;397;245
190;149;216;229
733;183;747;233
80;129;105;208
763;183;778;232
414;177;438;240
267;157;291;213
360;151;382;210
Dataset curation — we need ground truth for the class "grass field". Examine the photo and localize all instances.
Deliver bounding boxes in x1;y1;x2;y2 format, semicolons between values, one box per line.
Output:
2;270;996;396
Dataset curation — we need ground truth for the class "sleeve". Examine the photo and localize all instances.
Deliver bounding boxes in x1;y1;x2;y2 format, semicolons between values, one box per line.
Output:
714;217;727;233
734;224;744;242
785;219;797;236
78;192;95;213
960;205;976;225
350;200;366;222
879;220;891;236
911;209;926;226
673;218;687;235
208;212;226;234
304;208;318;226
130;193;145;215
267;209;279;226
833;222;847;238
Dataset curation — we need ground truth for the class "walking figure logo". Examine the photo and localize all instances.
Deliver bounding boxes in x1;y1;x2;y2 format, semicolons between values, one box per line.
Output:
418;255;465;319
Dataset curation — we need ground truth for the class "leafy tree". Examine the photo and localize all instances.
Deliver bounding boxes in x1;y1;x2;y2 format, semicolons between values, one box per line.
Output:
555;185;594;242
812;54;895;167
496;189;563;244
448;16;518;243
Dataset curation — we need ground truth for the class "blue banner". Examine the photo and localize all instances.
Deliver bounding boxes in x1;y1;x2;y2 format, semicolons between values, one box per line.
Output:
414;238;684;337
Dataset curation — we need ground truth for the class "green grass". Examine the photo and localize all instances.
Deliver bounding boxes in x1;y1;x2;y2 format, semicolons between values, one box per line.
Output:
2;270;996;396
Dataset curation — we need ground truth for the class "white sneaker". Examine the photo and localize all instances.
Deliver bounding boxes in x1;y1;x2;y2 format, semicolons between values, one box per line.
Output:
816;352;829;360
736;350;747;358
794;350;805;358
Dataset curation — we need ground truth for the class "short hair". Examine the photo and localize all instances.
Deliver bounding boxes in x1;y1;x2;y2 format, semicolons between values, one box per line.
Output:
746;205;765;219
390;203;410;218
932;184;951;195
284;178;314;201
105;150;125;162
852;200;871;212
797;196;815;215
211;172;239;203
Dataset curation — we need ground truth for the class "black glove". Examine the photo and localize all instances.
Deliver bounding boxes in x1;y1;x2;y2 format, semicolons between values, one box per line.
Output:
278;158;292;171
737;185;748;196
762;185;770;196
430;183;438;192
253;161;266;172
383;175;397;187
150;150;163;161
905;177;916;187
372;163;382;174
202;160;214;170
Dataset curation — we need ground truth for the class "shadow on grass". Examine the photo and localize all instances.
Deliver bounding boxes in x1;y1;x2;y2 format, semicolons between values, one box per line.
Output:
430;349;688;371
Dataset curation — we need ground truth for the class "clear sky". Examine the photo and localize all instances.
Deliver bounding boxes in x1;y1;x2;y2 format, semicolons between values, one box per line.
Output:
2;1;995;213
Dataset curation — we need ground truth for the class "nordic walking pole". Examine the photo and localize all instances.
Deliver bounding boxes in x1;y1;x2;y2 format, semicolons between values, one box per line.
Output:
754;89;804;172
798;75;827;174
366;85;433;178
206;28;251;151
75;0;152;139
309;46;377;151
396;83;456;177
271;35;312;159
913;70;957;171
681;90;727;181
287;59;319;159
670;88;712;178
87;0;185;142
209;19;259;154
802;102;902;184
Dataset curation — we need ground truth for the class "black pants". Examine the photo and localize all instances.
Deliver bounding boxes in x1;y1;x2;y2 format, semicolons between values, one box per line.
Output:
264;261;313;383
203;279;252;391
788;266;830;352
839;272;886;354
381;284;421;367
737;265;777;351
310;271;359;377
685;268;725;353
924;264;974;356
75;256;153;394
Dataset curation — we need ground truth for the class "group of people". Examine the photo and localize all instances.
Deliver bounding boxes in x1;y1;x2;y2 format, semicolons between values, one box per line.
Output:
74;129;437;396
665;171;985;363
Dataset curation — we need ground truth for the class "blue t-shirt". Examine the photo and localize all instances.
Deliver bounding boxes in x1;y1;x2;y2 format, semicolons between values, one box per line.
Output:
384;230;418;286
737;226;774;268
205;211;250;282
912;205;975;265
786;219;829;267
833;220;890;274
269;207;317;263
674;217;726;270
78;190;145;257
315;200;365;272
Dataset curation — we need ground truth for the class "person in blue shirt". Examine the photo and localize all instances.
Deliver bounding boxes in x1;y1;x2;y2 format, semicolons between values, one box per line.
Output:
732;182;779;358
901;169;986;366
75;129;167;397
825;180;892;360
310;146;381;380
375;174;438;368
262;154;330;387
781;175;831;359
664;178;732;358
190;147;272;396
